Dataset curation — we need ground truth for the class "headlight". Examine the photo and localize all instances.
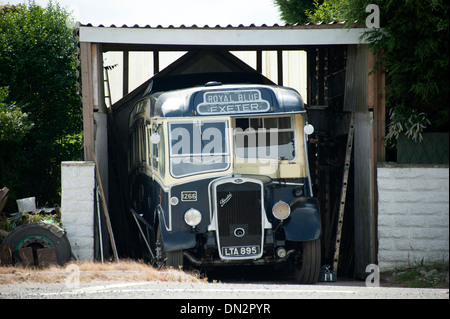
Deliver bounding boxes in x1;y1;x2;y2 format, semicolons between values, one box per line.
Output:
272;201;291;220
184;208;202;227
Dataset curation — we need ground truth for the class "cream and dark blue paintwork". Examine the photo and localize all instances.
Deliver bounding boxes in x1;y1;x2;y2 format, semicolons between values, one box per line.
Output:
128;80;321;283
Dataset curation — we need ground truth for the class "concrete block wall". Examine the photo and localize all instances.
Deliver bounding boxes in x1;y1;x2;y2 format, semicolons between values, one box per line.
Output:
61;161;95;261
377;163;449;270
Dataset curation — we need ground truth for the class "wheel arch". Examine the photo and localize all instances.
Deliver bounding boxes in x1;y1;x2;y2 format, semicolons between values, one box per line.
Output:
283;197;321;242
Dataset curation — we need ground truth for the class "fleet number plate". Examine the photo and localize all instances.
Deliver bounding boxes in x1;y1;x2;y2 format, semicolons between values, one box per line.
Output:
222;245;260;257
181;191;197;201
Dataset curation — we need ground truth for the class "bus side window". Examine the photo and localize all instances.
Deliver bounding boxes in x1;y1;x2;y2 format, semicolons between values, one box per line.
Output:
158;126;165;176
139;124;146;163
152;123;159;170
147;125;152;166
131;128;139;166
128;132;132;170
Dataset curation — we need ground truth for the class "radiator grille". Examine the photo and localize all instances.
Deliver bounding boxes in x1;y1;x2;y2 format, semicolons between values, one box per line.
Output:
215;181;263;252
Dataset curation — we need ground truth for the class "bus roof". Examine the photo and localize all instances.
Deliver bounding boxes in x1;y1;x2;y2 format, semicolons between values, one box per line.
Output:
139;82;305;119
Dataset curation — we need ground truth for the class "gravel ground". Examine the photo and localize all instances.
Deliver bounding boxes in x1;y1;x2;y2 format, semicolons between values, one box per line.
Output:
1;280;448;299
0;262;448;300
0;260;448;301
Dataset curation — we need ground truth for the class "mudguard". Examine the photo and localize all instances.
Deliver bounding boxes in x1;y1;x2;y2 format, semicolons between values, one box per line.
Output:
157;214;196;252
283;197;321;242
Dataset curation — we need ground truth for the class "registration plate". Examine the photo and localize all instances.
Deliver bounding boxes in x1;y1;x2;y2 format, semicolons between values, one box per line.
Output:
222;245;260;257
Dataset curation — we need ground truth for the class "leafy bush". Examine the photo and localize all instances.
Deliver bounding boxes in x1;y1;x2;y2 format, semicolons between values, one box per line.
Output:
0;1;82;212
0;87;34;142
275;0;449;146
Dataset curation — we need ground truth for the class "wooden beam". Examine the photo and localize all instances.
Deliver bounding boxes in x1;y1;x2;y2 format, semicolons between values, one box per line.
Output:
306;48;316;106
256;50;262;73
91;43;99;110
317;48;325;105
369;49;386;267
95;44;107;113
80;42;94;161
153;50;160;74
369;50;386;162
92;155;119;262
122;50;129;96
277;50;283;86
352;45;376;278
79;26;368;46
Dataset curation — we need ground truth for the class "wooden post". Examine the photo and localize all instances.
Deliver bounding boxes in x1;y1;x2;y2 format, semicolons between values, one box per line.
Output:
256;50;262;74
277;50;283;86
153;50;160;74
317;47;325;105
93;155;119;262
351;44;376;278
91;43;99;111
123;50;129;96
369;49;386;265
369;50;386;162
80;42;95;161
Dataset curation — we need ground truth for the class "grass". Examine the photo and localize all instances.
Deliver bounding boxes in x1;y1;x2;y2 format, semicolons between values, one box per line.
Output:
0;259;207;285
381;260;449;288
1;258;448;288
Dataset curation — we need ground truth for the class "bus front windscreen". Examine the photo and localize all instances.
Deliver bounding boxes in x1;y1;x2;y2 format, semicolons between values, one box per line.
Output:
169;120;230;177
234;116;296;161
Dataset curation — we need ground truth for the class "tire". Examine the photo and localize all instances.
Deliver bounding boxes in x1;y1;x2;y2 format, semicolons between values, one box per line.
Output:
166;251;184;269
155;225;184;269
293;238;321;284
2;222;71;266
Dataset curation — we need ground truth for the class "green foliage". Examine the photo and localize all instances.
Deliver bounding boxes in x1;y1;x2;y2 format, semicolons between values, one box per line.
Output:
274;0;449;145
274;0;318;24
0;1;82;212
305;0;348;23
385;105;430;147
357;0;449;144
388;260;449;288
0;211;61;239
0;86;34;142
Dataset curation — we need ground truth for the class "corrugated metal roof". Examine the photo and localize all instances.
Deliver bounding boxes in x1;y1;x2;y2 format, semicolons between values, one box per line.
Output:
75;21;367;47
78;20;357;29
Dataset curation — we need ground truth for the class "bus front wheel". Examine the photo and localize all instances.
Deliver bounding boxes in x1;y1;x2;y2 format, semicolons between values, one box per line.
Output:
293;238;321;284
155;225;184;269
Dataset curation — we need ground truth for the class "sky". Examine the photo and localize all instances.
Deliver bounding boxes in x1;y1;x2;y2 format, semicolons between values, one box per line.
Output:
1;0;284;27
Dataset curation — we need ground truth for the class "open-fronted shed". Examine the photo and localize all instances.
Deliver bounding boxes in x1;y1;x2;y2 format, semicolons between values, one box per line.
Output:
74;22;385;279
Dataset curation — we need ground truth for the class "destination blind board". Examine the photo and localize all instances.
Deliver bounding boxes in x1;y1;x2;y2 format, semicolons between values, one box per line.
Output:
196;89;271;115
